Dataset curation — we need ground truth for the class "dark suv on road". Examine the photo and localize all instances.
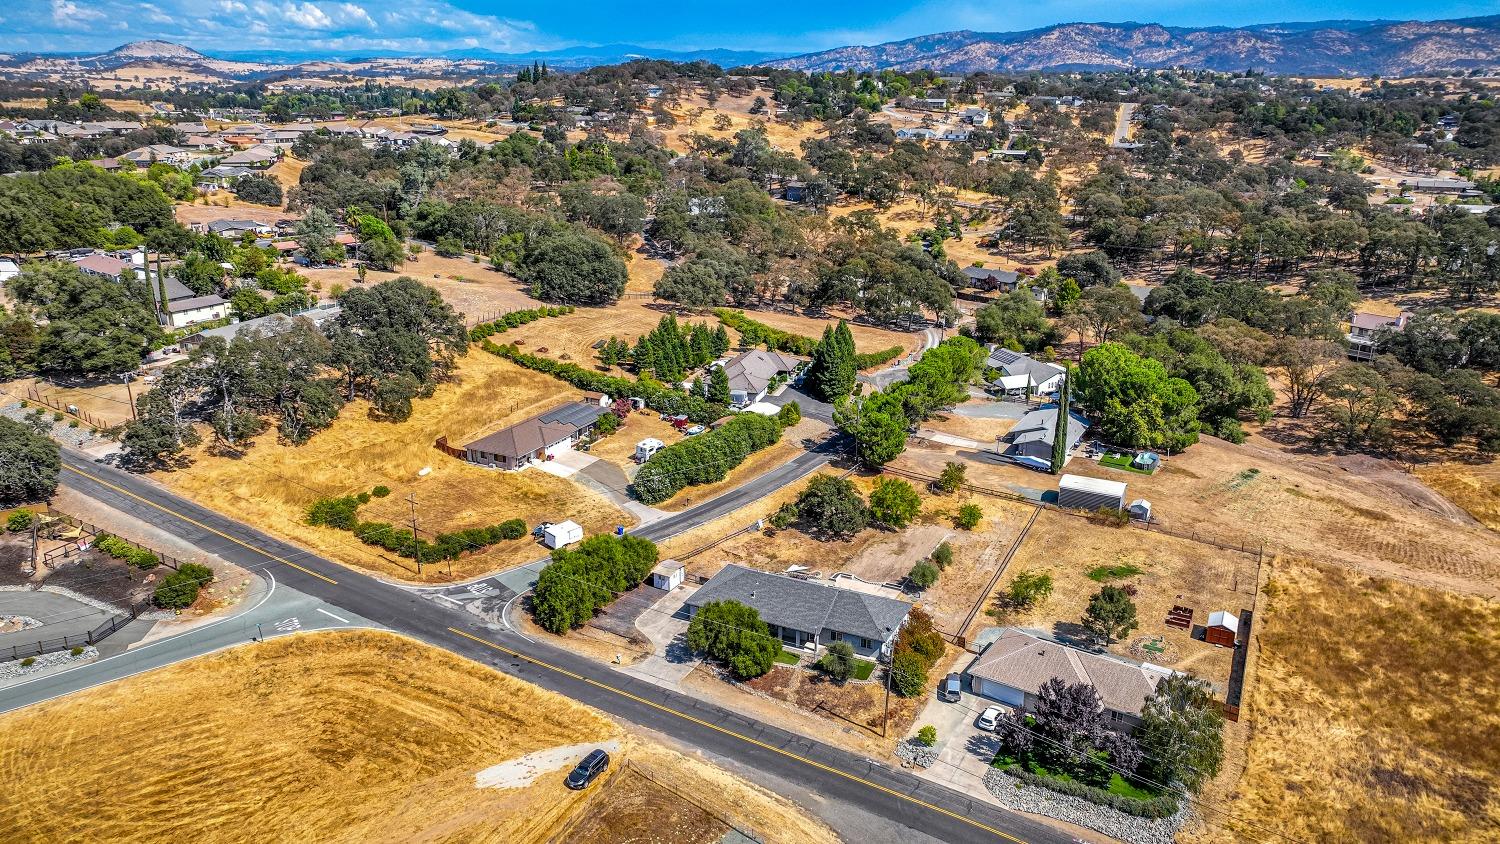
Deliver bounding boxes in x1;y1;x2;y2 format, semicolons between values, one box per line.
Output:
565;749;610;790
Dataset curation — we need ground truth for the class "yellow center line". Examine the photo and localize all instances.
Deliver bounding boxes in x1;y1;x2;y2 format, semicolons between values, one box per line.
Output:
62;463;339;586
447;627;1029;844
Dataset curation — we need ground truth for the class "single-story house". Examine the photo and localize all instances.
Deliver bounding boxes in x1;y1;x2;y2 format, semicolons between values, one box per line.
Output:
120;144;197;168
719;349;803;408
1004;405;1090;471
685;564;913;659
964;628;1173;729
460;399;609;470
987;347;1066;395
180;305;341;348
963;266;1021;292
70;252;131;279
896;127;939;141
1399;177;1476;194
203;219;276;239
200;165;256;189
218;145;279;168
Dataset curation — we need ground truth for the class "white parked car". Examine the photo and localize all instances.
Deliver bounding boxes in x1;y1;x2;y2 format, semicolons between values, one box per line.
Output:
976;706;1003;732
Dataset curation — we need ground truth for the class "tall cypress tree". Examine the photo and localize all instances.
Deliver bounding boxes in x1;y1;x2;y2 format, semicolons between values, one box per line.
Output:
834;320;856;392
1050;368;1070;475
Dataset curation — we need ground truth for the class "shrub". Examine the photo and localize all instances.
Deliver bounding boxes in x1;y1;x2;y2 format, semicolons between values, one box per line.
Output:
768;502;798;530
816;640;857;682
908;560;939;590
497;518;527;540
1005;570;1054;611
52;412;64;422
916;725;938;747
20;657;35;667
931;541;953;569
794;475;868;539
594;412;620;435
890;648;929;697
307;495;361;530
95;534;159;568
6;510;35;532
1000;765;1179;819
371;485;391;498
853;346;903;369
776;401;802;427
70;646;84;657
686;599;779;680
897;606;946;667
356;491;371;505
954;503;982;529
154;563;214;609
68;419;79;428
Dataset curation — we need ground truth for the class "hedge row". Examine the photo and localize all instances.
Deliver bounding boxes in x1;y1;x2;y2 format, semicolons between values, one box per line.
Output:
95;534;160;569
482;340;724;424
468;306;576;341
853;346;903;369
1000;765;1181;819
307;490;528;561
532;534;659;633
715;309;817;355
631;413;784;504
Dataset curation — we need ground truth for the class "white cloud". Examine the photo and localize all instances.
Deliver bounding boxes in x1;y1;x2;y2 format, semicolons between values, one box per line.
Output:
13;0;549;53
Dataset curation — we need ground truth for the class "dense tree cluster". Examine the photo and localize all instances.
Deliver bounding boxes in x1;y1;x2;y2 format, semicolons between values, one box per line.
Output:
836;336;984;466
631;413;784;504
532;534;659;634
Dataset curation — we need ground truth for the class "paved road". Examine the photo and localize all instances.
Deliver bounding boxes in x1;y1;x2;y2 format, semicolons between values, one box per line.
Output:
29;450;1071;844
0;572;378;711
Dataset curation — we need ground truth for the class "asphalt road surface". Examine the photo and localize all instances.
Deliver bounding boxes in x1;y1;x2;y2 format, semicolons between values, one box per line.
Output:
35;449;1073;844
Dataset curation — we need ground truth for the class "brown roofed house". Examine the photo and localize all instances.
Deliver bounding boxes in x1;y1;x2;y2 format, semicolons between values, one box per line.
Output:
460;400;609;470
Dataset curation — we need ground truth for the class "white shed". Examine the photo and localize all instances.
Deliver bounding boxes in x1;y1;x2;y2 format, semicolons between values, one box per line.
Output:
1057;474;1127;511
650;559;686;591
542;520;583;549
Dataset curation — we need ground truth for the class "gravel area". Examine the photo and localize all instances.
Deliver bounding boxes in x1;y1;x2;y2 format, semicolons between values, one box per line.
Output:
0;584;123;614
0;401;108;449
0;615;41;633
893;738;939;768
982;767;1192;844
0;645;98;678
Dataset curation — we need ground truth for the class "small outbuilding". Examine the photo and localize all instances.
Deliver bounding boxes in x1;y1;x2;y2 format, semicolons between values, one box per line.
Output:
649;559;686;591
1205;611;1240;647
1057;474;1127;511
542;520;583;550
1132;452;1160;472
1128;498;1152;522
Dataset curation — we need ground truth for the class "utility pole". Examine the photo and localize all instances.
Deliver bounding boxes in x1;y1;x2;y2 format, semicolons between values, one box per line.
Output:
881;625;894;737
123;373;137;420
405;494;422;574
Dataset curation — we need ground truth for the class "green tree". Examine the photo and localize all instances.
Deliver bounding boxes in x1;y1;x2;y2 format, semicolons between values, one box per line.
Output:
937;461;966;493
325;277;467;421
1050;368;1071;474
522;231;627;305
816;640;857;682
953;503;981;530
868;476;921;528
235;175;283;206
1083;585;1139;643
1135;673;1225;794
295;207;344;265
889;649;929;697
971;291;1054;351
907;560;939;589
7;262;160;376
0;417;60;504
654;260;727;309
687;599;780;680
1003;570;1053;611
794;475;868;539
708;365;731;405
833;391;908;467
808;320;857;401
1075;343;1200;452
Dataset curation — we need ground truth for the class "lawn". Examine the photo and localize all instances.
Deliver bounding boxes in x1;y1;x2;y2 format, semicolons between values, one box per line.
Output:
1086;563;1144;582
1098;452;1155;475
850;658;877;681
775;650;801;665
1001;758;1164;801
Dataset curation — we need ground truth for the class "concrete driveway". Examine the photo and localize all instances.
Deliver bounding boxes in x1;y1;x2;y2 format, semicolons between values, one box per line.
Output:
906;683;1007;797
618;584;699;689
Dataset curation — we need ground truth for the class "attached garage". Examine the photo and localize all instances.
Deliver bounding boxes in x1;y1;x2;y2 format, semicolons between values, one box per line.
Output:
971;676;1026;707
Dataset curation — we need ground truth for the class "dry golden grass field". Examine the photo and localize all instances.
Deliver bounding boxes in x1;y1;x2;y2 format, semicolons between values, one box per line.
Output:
1415;461;1500;531
299;253;537;318
174;201;290;227
161;350;629;582
995;509;1250;687
0;630;838;844
1189;557;1500;844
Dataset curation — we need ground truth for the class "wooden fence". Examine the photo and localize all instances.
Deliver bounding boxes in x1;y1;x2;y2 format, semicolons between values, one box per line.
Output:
23;387;117;430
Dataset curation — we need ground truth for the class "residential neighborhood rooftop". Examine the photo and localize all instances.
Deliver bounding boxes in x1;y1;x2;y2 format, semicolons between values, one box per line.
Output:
687;564;912;645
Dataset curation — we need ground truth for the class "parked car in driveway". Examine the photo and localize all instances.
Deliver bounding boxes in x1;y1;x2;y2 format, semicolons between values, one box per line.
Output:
976;705;1003;731
939;672;962;703
565;748;610;790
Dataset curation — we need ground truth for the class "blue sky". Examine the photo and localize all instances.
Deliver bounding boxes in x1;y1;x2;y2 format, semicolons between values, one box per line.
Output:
6;0;1496;55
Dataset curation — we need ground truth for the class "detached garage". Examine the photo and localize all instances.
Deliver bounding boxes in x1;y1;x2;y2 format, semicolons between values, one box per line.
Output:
1057;474;1127;512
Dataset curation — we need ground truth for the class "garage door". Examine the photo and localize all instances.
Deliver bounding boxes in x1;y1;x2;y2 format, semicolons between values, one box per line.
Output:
975;678;1025;707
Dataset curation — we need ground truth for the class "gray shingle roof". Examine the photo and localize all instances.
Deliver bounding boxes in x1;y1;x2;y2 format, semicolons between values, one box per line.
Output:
686;564;911;642
986;347;1066;385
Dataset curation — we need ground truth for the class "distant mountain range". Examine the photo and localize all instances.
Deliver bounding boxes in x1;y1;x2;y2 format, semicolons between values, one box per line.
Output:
767;16;1500;75
7;15;1500;81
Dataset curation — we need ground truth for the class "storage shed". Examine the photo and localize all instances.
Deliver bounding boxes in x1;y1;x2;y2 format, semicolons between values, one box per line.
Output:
542;520;583;550
649;559;686;591
1205;611;1239;647
1057;474;1127;511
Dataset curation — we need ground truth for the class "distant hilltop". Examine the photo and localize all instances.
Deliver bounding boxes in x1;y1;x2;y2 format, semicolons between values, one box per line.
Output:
765;16;1500;76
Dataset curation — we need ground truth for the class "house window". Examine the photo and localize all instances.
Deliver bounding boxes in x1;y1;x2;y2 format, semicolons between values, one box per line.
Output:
827;631;841;642
860;638;874;650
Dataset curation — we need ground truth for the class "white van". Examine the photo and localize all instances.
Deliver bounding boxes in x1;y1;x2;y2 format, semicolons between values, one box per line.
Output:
633;438;664;463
